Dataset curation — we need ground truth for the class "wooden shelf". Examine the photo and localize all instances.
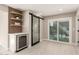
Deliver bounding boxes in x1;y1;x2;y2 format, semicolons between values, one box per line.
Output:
10;12;22;16
10;18;22;21
10;23;22;26
10;25;22;27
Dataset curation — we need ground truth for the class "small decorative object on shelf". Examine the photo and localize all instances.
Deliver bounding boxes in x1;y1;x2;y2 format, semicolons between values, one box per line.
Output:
16;17;19;19
15;22;19;25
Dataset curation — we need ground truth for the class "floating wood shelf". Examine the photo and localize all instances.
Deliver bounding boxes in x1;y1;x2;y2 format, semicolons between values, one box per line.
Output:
10;18;22;21
10;25;22;27
10;12;22;16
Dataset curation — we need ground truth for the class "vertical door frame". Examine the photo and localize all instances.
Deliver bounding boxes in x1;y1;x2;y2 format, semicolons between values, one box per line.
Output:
48;17;72;44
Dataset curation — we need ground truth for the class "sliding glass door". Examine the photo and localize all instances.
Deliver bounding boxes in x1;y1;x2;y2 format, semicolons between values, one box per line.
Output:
30;13;40;46
49;21;57;40
49;18;71;43
32;16;40;45
59;21;69;42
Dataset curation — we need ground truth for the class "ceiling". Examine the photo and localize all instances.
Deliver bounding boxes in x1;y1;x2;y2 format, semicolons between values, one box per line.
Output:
7;4;79;17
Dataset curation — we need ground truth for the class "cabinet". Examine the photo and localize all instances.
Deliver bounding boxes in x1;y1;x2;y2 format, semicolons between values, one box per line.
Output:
9;33;27;53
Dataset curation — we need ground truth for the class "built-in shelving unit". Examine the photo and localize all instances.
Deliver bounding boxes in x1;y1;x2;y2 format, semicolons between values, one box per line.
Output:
8;7;23;33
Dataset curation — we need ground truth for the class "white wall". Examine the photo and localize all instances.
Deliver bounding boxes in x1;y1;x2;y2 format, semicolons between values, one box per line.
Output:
23;10;43;47
40;19;44;41
75;9;79;45
0;5;8;49
23;10;31;47
23;10;30;33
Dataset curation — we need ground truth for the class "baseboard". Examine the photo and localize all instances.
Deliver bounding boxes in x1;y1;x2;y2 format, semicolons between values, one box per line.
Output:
43;39;77;46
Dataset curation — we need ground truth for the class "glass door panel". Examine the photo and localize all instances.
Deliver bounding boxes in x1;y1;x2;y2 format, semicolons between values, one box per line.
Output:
31;15;40;46
33;16;39;44
49;21;57;40
59;21;69;42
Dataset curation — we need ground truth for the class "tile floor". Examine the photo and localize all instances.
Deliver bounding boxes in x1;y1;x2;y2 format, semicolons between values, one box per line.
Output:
0;46;11;55
1;40;79;55
15;40;79;55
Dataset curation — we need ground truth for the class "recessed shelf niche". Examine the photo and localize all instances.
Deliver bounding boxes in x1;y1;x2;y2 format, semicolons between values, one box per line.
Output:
8;7;23;33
